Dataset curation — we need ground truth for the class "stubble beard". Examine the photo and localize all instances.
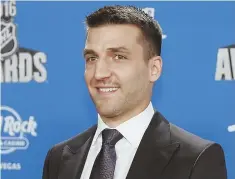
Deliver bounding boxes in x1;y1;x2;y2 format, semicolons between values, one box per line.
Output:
91;94;124;118
91;90;143;120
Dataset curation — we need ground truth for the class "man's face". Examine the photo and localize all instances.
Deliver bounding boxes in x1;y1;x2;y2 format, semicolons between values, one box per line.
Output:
84;24;156;118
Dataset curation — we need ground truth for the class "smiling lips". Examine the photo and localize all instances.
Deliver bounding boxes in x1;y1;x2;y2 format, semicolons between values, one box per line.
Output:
96;87;119;94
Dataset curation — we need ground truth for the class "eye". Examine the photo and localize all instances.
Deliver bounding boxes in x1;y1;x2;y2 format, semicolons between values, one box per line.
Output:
86;56;97;63
113;54;127;60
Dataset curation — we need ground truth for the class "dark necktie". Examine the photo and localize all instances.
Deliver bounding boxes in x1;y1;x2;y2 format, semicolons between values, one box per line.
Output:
89;129;123;179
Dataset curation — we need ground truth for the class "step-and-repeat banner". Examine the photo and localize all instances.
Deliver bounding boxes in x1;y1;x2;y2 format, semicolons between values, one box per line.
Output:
1;1;235;179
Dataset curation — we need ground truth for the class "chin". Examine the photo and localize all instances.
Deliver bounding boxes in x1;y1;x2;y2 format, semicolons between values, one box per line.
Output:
96;103;122;118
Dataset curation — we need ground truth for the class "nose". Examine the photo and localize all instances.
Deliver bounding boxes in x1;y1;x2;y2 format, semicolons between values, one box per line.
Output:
94;59;111;80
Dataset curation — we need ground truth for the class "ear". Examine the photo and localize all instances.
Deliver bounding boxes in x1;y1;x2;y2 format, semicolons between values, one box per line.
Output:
148;56;163;83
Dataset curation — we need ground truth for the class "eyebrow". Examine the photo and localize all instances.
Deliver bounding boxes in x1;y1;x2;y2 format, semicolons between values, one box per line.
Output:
83;49;98;58
106;47;130;53
83;46;130;57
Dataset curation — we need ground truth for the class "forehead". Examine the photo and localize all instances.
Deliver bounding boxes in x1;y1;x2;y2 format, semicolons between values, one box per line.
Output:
85;24;143;50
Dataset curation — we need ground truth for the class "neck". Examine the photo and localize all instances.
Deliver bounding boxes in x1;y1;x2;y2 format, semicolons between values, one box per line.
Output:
100;100;151;128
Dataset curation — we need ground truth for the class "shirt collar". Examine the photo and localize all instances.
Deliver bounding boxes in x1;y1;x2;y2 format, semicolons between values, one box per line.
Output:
92;102;155;148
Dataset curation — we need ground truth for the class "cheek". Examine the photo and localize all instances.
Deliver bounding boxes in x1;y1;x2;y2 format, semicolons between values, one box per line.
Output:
132;67;149;89
84;69;94;86
118;66;148;89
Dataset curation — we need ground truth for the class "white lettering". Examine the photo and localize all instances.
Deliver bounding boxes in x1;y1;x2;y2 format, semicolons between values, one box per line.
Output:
21;121;28;133
3;1;9;17
0;162;21;170
9;0;16;17
0;0;16;17
34;52;47;83
228;124;235;132
2;115;37;136
230;48;235;77
2;140;26;147
3;116;15;136
1;52;47;83
27;116;37;136
215;48;233;80
13;121;21;134
19;52;33;82
4;54;18;83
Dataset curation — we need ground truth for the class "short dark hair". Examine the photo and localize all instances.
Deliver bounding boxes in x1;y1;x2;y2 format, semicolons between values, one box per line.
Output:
85;5;163;58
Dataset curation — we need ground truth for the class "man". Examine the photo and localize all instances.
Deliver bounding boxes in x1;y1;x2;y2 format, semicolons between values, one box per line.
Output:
42;5;227;179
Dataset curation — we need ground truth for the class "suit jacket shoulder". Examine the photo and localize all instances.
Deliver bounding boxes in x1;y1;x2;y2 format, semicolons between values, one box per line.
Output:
42;125;97;179
170;123;213;154
165;122;227;179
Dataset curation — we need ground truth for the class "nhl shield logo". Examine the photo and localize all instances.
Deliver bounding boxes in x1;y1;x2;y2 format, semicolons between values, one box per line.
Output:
1;20;18;59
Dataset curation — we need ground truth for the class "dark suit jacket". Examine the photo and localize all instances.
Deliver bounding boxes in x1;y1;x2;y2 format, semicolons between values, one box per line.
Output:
42;111;227;179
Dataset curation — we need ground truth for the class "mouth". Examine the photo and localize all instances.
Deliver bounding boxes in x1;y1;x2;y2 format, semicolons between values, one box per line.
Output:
96;87;119;94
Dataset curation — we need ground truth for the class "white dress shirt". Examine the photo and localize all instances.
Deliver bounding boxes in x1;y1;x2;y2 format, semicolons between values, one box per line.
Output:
80;102;154;179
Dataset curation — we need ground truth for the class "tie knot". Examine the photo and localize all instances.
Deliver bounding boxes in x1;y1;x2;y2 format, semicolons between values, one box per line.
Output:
102;129;123;146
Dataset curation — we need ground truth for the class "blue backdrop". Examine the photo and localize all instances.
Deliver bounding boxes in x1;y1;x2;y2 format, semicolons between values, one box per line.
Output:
1;1;235;179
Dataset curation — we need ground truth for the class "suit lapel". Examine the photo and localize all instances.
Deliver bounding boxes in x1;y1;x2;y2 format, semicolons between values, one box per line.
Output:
57;111;180;179
58;126;97;179
126;111;180;179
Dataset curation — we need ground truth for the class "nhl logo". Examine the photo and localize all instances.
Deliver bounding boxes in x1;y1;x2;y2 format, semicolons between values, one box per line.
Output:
1;20;18;60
